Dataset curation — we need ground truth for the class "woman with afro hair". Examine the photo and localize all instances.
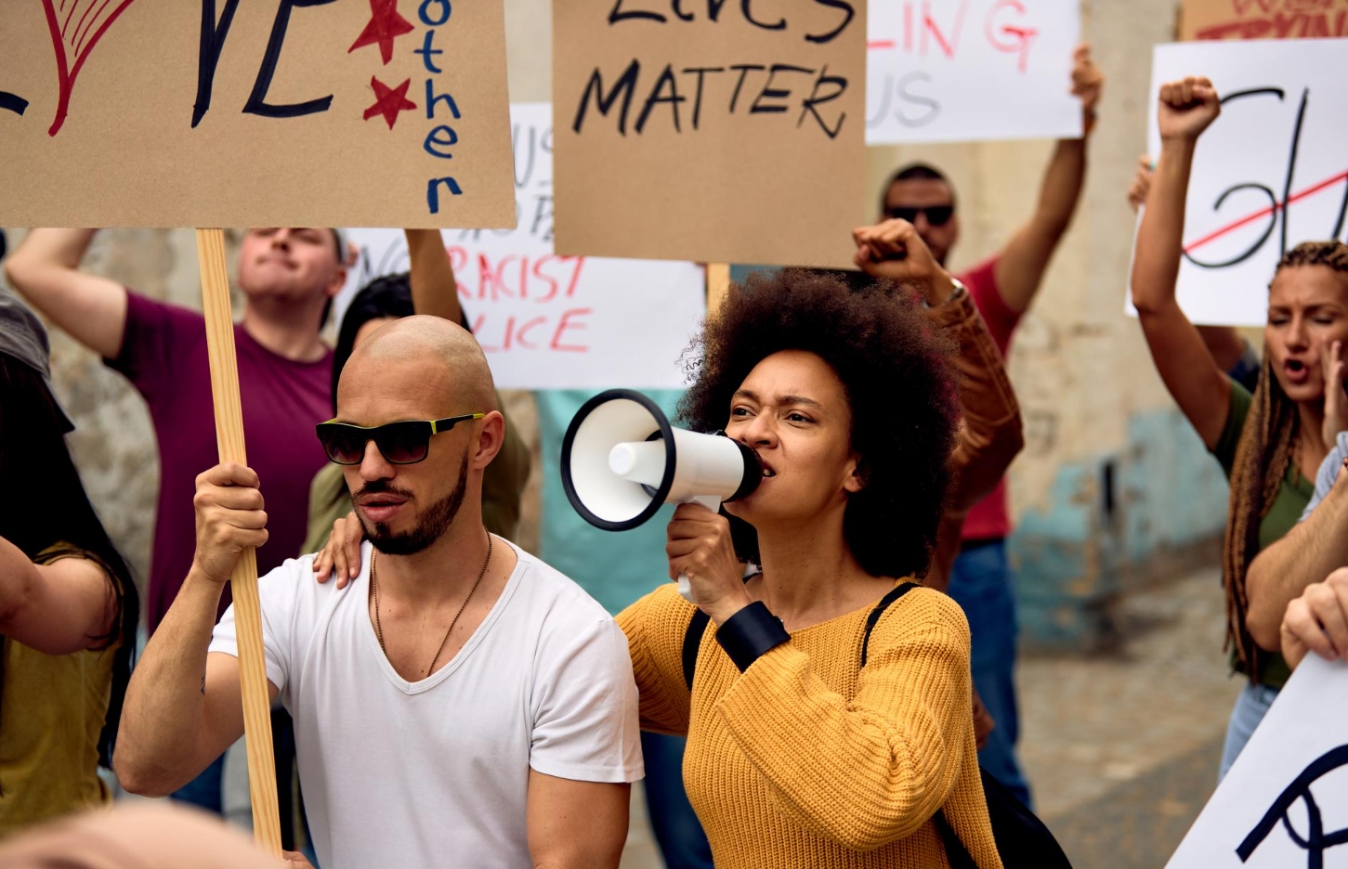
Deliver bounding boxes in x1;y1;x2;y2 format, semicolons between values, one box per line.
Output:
615;220;1005;869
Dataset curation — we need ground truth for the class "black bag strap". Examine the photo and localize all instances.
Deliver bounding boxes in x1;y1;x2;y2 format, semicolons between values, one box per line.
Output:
682;608;711;691
933;808;978;869
860;581;918;667
862;582;978;867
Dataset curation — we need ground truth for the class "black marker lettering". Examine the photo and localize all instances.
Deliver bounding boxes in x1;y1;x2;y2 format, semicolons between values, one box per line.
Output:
1281;88;1309;257
635;64;685;133
609;0;666;24
751;64;812;114
1183;184;1279;269
741;0;786;31
670;0;695;21
243;0;336;119
798;64;847;138
806;0;855;44
0;92;29;117
728;64;765;113
572;60;641;135
192;0;240;127
682;66;724;129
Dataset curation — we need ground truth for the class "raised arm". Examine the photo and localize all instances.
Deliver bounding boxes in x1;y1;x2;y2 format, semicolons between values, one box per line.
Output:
0;537;116;655
405;228;462;325
1130;76;1233;450
992;44;1102;314
115;463;278;797
1246;449;1348;650
2;229;127;360
527;772;629;869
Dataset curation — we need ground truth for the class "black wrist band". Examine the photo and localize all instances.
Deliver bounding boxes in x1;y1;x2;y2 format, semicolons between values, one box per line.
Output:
716;602;790;672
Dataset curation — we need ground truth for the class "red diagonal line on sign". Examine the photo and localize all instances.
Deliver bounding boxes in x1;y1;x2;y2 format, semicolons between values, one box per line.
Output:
1183;169;1348;253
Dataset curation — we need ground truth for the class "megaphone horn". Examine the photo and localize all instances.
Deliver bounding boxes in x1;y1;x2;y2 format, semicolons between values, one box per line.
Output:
560;389;763;601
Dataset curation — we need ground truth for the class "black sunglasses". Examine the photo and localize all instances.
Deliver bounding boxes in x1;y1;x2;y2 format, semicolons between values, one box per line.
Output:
315;414;485;465
886;205;955;227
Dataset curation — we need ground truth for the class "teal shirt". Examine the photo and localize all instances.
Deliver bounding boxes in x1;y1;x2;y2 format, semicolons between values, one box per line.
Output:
536;390;686;616
1211;378;1313;689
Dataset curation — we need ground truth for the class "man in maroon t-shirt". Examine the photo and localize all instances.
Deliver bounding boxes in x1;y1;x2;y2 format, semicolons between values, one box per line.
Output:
878;45;1104;808
4;226;345;829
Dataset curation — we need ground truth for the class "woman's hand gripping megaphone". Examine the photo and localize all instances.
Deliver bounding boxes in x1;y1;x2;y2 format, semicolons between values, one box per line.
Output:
666;502;751;624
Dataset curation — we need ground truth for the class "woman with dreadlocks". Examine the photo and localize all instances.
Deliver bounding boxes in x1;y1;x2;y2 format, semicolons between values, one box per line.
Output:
1132;76;1348;778
0;289;139;832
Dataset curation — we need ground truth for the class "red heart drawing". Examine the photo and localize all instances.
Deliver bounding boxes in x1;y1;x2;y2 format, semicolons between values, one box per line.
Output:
41;0;139;136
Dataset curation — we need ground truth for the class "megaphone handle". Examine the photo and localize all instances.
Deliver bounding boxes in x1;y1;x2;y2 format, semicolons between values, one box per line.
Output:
677;495;724;604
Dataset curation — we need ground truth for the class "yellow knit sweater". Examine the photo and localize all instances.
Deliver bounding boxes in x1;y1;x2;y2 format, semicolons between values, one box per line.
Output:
617;583;1002;869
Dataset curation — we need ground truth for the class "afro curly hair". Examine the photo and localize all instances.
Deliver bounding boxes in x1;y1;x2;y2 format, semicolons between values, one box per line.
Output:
678;268;960;581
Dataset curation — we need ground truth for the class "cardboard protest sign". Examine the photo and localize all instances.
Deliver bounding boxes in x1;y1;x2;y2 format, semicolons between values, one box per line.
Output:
1130;39;1348;327
0;0;515;229
865;0;1081;145
1181;0;1348;41
343;104;706;391
1166;656;1348;867
552;0;867;269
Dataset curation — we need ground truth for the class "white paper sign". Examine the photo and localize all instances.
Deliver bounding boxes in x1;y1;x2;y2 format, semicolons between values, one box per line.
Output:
1139;39;1348;327
341;103;706;390
865;0;1081;145
1166;656;1348;868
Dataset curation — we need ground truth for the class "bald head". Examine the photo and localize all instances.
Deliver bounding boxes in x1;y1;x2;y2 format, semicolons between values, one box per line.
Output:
341;315;497;414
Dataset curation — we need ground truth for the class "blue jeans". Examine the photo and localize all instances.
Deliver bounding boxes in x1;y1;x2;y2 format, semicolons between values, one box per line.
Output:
1220;682;1279;780
170;754;225;812
641;731;713;869
946;538;1032;809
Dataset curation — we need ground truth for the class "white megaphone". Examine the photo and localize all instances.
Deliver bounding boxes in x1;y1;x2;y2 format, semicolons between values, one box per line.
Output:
561;389;763;603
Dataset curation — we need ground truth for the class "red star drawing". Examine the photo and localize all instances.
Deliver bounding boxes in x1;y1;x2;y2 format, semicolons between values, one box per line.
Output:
348;0;415;65
363;77;417;130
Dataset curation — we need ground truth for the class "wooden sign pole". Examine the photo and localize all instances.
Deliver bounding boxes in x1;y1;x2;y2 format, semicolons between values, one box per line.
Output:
195;228;283;856
707;263;731;316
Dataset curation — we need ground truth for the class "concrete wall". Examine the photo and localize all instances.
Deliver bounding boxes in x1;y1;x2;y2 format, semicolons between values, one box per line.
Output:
4;0;1234;648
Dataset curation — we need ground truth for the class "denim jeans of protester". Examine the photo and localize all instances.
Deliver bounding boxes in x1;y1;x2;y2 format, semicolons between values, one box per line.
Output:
641;731;714;869
1219;682;1279;780
946;538;1033;809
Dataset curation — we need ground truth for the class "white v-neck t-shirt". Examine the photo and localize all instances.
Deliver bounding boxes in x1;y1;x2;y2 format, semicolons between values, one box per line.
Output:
209;540;643;869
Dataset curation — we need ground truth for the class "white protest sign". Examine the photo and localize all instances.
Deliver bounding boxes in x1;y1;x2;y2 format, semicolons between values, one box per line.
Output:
1136;39;1348;327
1166;656;1348;867
865;0;1081;145
342;104;705;390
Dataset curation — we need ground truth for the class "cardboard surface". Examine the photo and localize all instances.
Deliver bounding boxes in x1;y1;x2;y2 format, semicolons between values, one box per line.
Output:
866;0;1081;145
552;0;868;268
342;104;706;390
1166;656;1348;867
1181;0;1348;41
1129;39;1348;327
0;0;515;228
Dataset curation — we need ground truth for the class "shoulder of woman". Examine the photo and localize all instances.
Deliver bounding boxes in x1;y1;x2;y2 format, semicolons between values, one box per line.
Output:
867;585;971;648
616;583;700;640
36;543;119;585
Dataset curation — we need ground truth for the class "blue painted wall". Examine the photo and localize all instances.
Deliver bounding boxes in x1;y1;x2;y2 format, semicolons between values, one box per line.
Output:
1009;407;1230;649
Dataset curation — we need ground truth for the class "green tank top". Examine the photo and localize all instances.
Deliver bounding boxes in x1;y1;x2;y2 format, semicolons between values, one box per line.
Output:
0;547;119;836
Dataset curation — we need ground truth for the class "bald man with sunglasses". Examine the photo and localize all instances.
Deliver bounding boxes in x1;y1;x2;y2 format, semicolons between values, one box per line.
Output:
116;316;643;869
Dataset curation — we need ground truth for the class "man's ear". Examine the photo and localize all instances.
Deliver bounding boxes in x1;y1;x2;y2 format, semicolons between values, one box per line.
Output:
472;410;506;470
